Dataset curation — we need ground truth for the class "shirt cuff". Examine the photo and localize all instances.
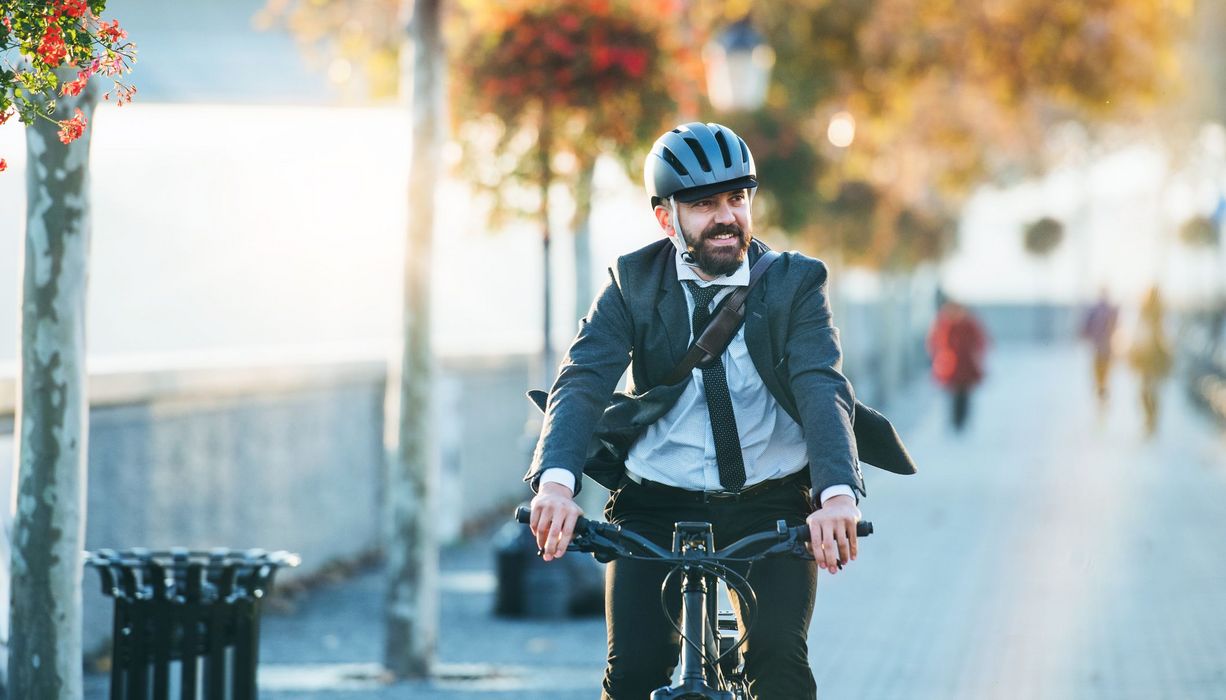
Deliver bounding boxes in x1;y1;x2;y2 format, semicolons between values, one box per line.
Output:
540;468;576;494
819;484;856;505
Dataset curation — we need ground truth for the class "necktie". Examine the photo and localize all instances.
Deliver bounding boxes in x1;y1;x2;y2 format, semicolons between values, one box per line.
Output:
685;281;747;492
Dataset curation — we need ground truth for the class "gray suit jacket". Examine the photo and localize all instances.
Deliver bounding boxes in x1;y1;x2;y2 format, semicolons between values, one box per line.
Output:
526;238;911;498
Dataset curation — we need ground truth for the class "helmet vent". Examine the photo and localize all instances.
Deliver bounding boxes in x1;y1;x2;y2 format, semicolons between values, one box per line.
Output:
739;139;749;164
682;137;713;173
661;148;689;177
714;131;733;169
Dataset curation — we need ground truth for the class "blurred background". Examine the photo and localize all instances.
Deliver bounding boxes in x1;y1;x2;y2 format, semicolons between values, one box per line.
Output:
2;0;1226;697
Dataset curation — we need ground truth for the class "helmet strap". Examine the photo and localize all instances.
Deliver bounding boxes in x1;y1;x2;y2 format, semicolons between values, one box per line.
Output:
667;197;698;265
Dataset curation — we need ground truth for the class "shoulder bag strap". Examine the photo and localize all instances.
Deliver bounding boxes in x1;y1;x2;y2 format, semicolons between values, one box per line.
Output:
662;251;781;386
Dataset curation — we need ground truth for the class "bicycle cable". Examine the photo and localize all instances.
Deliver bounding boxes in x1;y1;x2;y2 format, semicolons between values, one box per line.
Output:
657;559;760;680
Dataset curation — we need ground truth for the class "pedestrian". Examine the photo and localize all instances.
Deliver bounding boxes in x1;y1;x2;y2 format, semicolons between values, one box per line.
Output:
1128;285;1172;436
927;300;989;431
523;122;913;699
1080;289;1120;405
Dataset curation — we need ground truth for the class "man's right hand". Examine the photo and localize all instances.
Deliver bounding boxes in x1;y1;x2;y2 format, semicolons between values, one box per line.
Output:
530;482;584;562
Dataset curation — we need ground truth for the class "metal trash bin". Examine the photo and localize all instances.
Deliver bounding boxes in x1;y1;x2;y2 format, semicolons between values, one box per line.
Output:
85;547;300;700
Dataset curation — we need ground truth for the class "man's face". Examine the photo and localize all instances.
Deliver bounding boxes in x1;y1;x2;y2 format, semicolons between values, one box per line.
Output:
660;189;753;278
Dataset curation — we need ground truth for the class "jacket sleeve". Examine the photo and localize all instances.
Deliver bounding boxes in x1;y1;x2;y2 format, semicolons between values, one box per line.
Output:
523;269;634;495
783;260;865;499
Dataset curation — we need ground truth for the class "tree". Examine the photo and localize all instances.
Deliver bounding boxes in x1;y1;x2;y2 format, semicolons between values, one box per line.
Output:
257;0;446;678
681;0;1194;268
2;4;134;697
453;0;675;365
1;1;136;168
1023;216;1065;340
9;74;97;699
384;0;443;678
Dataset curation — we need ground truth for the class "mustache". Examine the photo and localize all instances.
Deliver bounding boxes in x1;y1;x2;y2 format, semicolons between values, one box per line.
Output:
702;223;745;240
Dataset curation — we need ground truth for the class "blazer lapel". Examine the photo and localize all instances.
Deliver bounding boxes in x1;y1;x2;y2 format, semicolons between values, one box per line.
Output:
745;283;786;402
743;249;798;420
655;259;690;374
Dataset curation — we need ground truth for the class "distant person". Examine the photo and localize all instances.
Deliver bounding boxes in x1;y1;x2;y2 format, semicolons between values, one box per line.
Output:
928;301;989;431
1080;290;1119;405
1128;286;1173;437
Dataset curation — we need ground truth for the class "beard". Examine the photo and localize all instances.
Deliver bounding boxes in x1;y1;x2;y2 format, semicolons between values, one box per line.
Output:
685;222;752;277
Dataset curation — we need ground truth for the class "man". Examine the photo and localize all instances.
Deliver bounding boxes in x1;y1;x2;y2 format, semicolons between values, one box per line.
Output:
927;299;989;431
526;122;865;699
1080;289;1119;405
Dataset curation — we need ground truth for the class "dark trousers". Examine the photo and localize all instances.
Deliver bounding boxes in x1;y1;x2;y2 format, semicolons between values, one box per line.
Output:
601;476;818;700
951;388;971;430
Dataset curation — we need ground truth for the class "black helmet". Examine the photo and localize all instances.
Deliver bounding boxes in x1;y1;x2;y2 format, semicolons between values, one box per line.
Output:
644;122;757;208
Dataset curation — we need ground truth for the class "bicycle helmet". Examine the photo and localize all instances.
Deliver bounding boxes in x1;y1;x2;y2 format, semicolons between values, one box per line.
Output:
644;122;757;209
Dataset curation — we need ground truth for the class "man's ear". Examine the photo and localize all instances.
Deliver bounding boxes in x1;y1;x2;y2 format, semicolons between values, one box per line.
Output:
654;205;675;237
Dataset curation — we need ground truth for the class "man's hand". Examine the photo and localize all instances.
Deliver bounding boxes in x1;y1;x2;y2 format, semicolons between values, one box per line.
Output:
530;482;584;562
806;494;861;575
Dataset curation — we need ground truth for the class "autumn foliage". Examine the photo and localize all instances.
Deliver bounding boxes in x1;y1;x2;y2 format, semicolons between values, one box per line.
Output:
455;0;673;155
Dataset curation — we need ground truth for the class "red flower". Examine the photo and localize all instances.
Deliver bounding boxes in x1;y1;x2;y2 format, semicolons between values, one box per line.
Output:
98;19;127;44
57;108;87;144
37;23;68;67
61;0;88;19
0;108;13;126
2;15;11;31
0;159;7;172
61;68;92;96
593;45;613;71
619;49;648;78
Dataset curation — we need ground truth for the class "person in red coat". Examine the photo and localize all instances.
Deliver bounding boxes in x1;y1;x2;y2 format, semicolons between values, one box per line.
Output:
927;300;989;431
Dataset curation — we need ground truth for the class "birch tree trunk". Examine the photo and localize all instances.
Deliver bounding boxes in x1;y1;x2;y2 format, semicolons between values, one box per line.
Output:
384;0;442;678
9;83;98;700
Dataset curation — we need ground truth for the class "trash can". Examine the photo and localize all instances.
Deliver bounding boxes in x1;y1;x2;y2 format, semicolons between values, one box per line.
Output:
493;516;604;619
85;547;300;700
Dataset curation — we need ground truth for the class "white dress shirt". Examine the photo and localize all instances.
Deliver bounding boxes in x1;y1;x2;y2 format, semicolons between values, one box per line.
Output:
543;250;855;506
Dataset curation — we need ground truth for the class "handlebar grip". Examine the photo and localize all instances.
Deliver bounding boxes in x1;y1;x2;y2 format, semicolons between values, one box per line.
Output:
797;520;873;540
514;505;593;534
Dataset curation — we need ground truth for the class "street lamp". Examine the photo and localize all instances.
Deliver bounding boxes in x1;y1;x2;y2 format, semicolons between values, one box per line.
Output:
827;111;856;148
703;17;775;112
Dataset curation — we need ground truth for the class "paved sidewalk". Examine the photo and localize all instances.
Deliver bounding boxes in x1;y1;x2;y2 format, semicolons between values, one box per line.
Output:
84;344;1226;699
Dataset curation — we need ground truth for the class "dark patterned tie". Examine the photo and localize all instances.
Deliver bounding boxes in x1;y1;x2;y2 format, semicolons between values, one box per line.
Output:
685;281;747;492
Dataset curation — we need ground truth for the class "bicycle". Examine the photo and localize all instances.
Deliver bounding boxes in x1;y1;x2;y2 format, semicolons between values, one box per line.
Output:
515;506;873;699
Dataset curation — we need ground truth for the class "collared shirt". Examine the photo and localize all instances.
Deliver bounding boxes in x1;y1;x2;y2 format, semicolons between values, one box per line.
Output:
543;248;854;505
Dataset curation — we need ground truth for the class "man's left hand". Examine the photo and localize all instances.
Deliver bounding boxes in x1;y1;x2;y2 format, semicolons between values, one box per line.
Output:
806;495;861;575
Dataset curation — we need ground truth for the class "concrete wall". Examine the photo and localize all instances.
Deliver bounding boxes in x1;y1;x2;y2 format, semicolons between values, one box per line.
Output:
1;352;539;654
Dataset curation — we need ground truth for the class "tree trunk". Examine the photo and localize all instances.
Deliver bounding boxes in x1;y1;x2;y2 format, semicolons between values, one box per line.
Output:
384;0;442;678
9;82;98;700
539;121;555;382
572;155;595;328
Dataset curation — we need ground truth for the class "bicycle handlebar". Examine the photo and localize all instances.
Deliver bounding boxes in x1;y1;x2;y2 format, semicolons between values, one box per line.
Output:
514;506;872;563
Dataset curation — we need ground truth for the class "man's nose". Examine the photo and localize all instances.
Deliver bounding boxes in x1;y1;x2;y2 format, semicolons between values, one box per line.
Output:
713;201;736;224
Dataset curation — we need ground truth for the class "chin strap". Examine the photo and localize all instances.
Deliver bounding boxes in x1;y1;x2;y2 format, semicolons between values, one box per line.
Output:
667;196;699;266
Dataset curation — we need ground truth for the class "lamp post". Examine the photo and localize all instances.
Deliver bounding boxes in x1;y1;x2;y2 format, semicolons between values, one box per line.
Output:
703;17;774;112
